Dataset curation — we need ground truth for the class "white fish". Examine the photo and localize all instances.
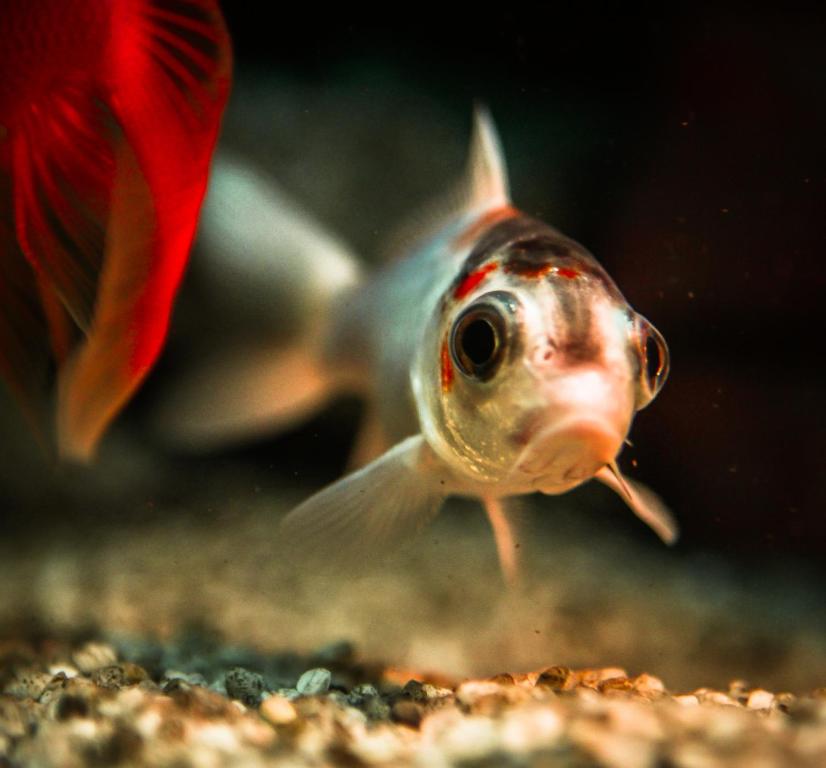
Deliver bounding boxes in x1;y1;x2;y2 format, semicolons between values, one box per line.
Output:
159;108;676;582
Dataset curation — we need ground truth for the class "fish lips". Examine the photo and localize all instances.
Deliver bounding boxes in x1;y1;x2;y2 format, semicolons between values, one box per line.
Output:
513;417;624;489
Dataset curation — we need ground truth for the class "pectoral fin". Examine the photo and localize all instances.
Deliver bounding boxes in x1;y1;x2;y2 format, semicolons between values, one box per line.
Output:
278;435;451;567
596;462;679;545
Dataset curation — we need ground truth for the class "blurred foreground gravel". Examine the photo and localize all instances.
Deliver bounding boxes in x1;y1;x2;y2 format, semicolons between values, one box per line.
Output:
2;635;825;767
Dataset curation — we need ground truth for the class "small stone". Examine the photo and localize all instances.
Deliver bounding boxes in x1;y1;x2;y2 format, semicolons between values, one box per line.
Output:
535;666;574;691
402;680;427;701
773;692;795;713
632;674;666;698
364;696;392;721
673;694;700;707
746;689;774;710
578;667;627;688
296;667;331;695
4;670;52;700
421;683;453;701
598;676;634;693
120;663;148;685
72;642;117;674
455;680;502;706
48;664;79;679
162;670;207;688
728;679;750;703
700;691;738;706
391;699;423;728
348;683;379;707
225;667;267;707
92;665;127;690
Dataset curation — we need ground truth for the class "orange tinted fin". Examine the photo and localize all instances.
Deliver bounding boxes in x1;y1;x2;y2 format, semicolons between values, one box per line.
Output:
57;0;231;460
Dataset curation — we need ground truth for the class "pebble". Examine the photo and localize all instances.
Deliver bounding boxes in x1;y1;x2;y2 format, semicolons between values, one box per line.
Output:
535;665;574;691
673;694;700;707
455;679;504;706
747;689;774;710
296;667;331;695
3;670;52;700
392;699;424;727
260;694;297;725
162;670;208;688
91;665;127;690
72;642;118;674
2;636;825;767
632;673;666;698
224;667;267;707
348;683;380;706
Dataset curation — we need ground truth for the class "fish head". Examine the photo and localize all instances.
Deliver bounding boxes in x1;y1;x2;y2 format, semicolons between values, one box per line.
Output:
413;215;669;493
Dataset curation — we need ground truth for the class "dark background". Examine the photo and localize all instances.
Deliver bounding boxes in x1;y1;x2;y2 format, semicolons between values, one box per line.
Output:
2;4;825;570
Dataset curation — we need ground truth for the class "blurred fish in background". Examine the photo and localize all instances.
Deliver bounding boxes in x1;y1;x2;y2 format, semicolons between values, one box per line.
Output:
0;0;231;460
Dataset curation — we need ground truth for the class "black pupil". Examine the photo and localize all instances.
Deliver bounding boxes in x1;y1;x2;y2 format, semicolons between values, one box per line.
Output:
645;334;661;383
461;318;496;366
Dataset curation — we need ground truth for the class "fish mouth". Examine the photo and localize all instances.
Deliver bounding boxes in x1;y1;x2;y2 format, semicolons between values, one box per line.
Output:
512;418;623;485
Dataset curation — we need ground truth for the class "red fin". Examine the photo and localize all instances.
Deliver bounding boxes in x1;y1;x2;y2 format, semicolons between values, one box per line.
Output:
10;85;114;331
57;0;231;460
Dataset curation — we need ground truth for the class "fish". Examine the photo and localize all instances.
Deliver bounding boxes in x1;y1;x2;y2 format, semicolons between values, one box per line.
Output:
157;108;677;581
0;0;231;460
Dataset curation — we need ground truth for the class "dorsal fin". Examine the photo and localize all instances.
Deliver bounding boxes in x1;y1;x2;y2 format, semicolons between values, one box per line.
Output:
380;105;511;260
467;104;510;209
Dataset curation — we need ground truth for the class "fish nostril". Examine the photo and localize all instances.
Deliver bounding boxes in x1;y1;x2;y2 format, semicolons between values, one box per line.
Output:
531;336;557;367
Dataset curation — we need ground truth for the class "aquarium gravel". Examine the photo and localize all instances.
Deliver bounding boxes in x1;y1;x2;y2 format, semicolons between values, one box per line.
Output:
2;636;825;767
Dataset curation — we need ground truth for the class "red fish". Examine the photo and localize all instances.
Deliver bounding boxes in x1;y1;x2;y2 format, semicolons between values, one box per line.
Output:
0;0;231;460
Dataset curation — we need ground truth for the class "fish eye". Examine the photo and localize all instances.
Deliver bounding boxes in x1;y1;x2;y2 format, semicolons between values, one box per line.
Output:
451;303;507;381
635;315;670;409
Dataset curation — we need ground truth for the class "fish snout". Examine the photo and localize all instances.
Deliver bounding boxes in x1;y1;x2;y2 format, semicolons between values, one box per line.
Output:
516;419;623;484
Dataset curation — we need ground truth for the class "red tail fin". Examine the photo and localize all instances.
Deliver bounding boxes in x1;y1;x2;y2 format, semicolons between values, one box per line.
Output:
2;0;232;460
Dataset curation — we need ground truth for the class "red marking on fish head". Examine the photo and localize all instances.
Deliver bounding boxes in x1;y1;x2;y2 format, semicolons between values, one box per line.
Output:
555;266;580;279
440;337;454;393
503;261;553;279
453;261;498;300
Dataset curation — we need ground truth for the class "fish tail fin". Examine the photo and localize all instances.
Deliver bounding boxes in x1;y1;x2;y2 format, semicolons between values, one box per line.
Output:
152;153;363;450
1;0;232;461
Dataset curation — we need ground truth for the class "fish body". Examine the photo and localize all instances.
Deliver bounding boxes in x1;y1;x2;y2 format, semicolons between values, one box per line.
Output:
0;0;231;459
160;109;676;577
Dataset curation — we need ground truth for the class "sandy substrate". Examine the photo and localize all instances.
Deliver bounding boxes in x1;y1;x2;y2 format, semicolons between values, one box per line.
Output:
2;634;825;767
2;468;826;765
